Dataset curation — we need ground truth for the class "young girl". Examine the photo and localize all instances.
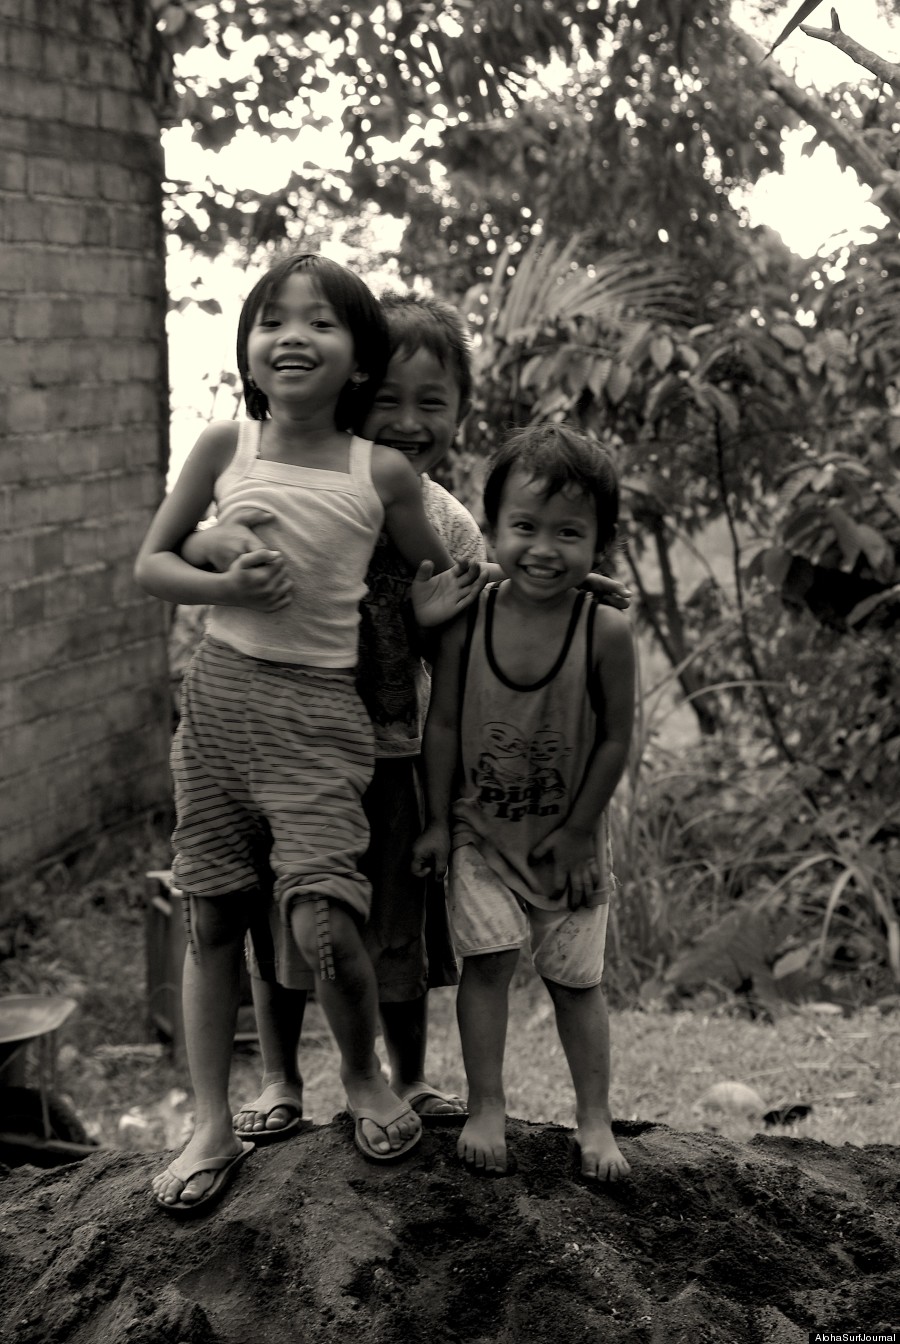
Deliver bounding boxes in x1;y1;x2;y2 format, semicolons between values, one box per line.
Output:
136;255;467;1213
412;424;635;1183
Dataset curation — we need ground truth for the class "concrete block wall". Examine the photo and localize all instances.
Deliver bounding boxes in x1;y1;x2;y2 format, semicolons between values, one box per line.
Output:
0;0;173;880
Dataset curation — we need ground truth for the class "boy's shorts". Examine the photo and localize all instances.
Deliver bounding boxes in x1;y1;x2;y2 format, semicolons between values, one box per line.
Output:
448;844;609;988
247;756;458;1001
171;637;373;920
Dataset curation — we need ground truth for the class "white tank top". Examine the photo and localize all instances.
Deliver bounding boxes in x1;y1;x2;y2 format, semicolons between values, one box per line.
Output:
205;420;384;667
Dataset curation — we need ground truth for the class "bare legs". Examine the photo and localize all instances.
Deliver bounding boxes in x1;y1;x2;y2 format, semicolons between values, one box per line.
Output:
456;949;519;1173
289;902;420;1155
231;979;308;1136
544;977;630;1181
454;950;629;1182
153;892;250;1206
236;987;464;1134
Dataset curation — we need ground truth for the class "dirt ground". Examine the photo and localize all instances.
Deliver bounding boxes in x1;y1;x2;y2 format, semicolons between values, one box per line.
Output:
2;1115;899;1344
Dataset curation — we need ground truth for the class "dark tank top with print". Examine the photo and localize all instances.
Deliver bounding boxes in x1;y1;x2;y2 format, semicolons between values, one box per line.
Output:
452;583;614;910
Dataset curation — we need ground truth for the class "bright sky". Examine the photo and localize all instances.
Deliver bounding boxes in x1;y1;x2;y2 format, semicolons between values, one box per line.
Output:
163;0;897;481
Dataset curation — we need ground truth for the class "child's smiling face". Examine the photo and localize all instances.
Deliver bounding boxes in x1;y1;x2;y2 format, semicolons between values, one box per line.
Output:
493;467;600;603
247;272;361;410
363;347;462;477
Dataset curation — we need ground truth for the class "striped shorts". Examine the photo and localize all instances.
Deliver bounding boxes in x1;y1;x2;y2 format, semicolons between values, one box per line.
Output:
171;636;374;923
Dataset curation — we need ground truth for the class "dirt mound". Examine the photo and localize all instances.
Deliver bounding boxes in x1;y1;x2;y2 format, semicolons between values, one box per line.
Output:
2;1117;899;1343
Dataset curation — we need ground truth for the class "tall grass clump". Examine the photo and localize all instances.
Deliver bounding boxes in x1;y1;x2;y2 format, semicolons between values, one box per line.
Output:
604;648;900;1007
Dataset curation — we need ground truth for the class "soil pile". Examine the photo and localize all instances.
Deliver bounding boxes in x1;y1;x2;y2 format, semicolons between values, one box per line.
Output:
2;1117;899;1343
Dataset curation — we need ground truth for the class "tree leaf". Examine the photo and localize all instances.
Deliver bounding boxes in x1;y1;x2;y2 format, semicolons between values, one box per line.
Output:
763;547;793;587
761;1;827;63
855;522;894;578
826;504;864;571
605;362;632;405
649;334;674;373
771;322;806;352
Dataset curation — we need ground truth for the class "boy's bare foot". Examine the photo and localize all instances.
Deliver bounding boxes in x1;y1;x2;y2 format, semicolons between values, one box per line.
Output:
345;1073;422;1157
456;1102;510;1174
152;1121;246;1205
575;1118;630;1182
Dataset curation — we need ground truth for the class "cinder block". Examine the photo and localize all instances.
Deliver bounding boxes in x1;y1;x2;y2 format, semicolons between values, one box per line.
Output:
62;85;99;130
0;149;26;191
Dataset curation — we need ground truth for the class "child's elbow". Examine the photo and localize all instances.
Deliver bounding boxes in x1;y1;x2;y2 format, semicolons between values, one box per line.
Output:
133;549;159;595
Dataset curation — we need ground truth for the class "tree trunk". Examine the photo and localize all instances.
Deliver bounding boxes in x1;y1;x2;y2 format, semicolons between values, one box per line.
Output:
627;523;721;737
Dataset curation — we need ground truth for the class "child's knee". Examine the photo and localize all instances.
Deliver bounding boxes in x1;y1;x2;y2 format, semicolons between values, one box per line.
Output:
290;899;361;965
543;975;605;1007
462;949;519;987
188;892;249;949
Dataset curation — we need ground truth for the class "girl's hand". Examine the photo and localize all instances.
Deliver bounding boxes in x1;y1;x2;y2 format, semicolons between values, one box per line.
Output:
184;508;276;573
584;573;631;611
411;822;451;879
411;559;489;627
222;550;293;612
530;826;605;909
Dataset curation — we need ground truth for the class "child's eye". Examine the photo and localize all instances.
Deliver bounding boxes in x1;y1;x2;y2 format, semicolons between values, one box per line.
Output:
422;400;447;411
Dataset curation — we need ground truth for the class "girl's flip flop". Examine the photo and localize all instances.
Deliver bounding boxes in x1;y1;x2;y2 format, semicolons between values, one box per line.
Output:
346;1099;422;1163
154;1141;254;1218
400;1083;468;1127
233;1082;305;1143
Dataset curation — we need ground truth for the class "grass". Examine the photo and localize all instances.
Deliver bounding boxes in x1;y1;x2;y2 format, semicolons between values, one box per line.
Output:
2;832;900;1154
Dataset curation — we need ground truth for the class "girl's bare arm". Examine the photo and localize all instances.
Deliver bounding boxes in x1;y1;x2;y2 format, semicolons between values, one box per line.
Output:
370;446;454;574
135;423;285;611
410;616;466;877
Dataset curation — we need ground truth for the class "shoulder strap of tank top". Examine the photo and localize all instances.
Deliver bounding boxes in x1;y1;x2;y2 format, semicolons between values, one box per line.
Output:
458;582;494;709
348;435;372;487
234;418;261;472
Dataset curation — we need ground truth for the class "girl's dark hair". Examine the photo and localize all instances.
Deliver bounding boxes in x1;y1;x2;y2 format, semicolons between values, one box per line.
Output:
483;423;619;554
378;290;473;414
236;253;389;427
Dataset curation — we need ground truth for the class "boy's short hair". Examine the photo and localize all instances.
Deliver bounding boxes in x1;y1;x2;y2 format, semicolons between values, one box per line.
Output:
379;290;473;414
483;423;619;554
237;253;389;427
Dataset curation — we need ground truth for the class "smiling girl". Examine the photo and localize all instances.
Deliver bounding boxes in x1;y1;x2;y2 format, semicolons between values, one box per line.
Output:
135;255;471;1212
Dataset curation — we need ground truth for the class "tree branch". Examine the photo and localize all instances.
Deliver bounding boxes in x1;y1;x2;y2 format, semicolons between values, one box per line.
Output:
730;24;900;229
799;15;900;93
713;418;798;770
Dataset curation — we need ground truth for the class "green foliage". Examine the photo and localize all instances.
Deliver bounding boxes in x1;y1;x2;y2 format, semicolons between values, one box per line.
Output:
157;1;799;285
152;0;900;986
609;715;900;1000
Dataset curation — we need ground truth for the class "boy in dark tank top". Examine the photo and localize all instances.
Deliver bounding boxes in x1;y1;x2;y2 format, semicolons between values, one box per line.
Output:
413;424;635;1182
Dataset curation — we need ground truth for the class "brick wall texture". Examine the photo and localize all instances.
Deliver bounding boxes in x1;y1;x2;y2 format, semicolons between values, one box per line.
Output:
0;0;173;880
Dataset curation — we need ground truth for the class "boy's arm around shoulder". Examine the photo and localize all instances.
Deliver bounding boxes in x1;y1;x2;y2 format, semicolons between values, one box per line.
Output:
573;603;636;825
410;611;467;879
370;444;454;576
410;485;488;648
